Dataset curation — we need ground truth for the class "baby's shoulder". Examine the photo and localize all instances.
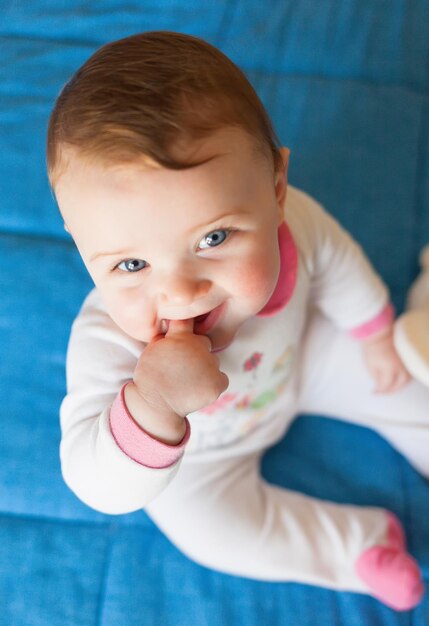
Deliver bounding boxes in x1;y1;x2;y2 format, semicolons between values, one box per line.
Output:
284;185;328;230
284;185;328;265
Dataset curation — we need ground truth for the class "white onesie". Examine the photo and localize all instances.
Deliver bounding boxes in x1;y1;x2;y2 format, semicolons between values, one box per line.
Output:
59;185;429;599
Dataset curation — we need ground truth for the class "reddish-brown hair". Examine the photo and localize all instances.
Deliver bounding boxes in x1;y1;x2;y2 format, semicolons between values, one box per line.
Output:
47;31;283;186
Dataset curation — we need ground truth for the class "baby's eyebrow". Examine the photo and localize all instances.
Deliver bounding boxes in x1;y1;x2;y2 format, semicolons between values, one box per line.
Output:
187;210;249;236
90;249;130;262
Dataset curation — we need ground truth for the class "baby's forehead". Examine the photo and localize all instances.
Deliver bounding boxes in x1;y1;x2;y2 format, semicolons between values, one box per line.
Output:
54;131;274;234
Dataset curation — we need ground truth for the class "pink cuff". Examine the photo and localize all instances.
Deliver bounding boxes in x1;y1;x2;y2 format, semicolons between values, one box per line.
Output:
349;303;395;340
109;383;191;469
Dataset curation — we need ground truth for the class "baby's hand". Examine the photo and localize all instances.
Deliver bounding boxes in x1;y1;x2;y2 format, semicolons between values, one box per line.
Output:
132;319;229;419
361;329;411;394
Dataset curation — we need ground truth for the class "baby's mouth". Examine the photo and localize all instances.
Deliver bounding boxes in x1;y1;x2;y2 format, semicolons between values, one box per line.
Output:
193;308;219;334
161;303;225;335
194;311;211;326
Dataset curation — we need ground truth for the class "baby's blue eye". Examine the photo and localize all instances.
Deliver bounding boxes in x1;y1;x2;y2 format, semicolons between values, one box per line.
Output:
117;259;147;273
199;229;229;249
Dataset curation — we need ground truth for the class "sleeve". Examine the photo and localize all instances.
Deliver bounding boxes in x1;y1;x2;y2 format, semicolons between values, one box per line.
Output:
287;187;393;340
59;289;190;515
109;382;190;469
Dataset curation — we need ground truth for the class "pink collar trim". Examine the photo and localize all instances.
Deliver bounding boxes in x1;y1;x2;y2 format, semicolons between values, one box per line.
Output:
257;221;298;317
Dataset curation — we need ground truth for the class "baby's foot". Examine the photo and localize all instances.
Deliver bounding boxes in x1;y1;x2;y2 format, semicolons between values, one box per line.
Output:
355;512;425;611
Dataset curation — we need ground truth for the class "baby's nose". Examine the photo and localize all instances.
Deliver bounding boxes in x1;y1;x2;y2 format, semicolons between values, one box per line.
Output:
159;275;212;305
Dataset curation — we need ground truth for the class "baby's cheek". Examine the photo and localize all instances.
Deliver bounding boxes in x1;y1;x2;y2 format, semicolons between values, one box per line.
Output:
232;256;278;305
103;292;150;341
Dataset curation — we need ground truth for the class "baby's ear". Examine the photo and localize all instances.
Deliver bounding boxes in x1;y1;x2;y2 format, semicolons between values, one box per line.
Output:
279;147;290;169
274;148;290;222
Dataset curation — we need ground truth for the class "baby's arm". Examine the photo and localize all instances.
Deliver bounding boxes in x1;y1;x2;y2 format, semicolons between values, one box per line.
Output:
60;292;227;514
288;187;410;393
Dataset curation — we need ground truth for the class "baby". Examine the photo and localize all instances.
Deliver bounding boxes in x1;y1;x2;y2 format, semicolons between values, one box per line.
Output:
47;32;427;611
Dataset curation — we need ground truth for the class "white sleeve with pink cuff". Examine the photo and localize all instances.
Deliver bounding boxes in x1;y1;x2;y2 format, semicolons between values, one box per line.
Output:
348;302;394;340
59;289;191;515
109;382;191;469
286;186;395;342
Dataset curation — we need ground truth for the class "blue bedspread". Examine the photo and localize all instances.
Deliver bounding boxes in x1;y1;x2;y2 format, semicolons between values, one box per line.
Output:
1;1;428;624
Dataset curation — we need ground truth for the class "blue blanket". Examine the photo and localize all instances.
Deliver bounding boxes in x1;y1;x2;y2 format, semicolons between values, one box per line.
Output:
1;1;428;624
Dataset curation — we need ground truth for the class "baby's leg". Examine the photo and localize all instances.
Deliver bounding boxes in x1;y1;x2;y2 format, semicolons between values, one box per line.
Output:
298;309;429;477
145;450;422;610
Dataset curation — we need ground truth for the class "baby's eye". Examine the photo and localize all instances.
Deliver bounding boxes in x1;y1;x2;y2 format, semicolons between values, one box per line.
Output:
198;229;230;250
116;259;147;273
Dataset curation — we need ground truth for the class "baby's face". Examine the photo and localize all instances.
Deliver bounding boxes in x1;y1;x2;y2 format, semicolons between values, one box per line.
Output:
55;128;288;351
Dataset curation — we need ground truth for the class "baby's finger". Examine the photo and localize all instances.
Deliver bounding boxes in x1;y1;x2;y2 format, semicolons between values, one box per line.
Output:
165;318;195;336
375;369;410;394
389;369;412;393
373;371;393;394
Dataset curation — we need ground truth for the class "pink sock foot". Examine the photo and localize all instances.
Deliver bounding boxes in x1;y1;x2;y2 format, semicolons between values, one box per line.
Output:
356;512;425;611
